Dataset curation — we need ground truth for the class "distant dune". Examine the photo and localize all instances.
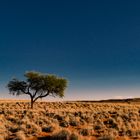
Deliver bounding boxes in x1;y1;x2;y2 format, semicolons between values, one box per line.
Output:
67;97;140;103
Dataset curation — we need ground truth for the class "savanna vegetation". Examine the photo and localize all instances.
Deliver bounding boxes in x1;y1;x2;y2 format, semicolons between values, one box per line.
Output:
0;101;140;140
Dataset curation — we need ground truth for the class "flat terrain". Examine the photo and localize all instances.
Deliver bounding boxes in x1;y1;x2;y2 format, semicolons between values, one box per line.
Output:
0;100;140;140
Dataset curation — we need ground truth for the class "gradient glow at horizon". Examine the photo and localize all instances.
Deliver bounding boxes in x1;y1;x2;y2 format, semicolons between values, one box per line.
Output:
0;0;140;100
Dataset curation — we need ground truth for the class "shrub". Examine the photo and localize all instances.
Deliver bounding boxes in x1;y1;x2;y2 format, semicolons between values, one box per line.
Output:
42;126;55;132
94;125;101;130
60;121;69;127
79;128;91;136
70;133;79;140
54;115;64;121
53;129;70;140
69;120;79;126
9;127;20;133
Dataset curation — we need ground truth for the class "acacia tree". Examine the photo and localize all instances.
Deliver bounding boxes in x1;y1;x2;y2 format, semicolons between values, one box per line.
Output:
7;71;67;109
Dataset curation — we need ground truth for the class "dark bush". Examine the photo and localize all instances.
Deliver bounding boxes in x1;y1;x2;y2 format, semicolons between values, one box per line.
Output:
42;126;54;133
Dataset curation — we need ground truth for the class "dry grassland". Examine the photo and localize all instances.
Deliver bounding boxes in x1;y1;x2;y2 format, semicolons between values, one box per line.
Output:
0;100;140;140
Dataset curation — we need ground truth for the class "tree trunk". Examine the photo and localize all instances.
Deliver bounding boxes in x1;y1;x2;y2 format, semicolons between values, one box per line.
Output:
31;98;34;109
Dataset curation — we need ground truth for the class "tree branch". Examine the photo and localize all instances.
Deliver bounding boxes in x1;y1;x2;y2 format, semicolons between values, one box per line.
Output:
33;91;49;102
21;88;33;98
32;89;40;98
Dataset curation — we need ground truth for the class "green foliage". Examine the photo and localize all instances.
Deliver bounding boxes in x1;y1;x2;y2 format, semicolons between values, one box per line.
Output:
8;79;27;95
24;71;67;97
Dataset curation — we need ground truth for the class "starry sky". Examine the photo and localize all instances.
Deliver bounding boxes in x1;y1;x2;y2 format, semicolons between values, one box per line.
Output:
0;0;140;100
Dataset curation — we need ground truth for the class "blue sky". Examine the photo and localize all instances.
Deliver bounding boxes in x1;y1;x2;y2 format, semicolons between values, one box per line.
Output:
0;0;140;100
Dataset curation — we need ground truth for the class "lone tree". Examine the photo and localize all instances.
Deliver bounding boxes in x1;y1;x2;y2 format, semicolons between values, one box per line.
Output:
7;71;67;109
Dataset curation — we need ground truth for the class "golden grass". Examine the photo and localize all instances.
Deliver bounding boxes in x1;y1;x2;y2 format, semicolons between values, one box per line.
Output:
0;100;140;140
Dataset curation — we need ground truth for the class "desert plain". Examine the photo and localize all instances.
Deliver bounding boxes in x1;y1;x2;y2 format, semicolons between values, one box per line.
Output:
0;99;140;140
